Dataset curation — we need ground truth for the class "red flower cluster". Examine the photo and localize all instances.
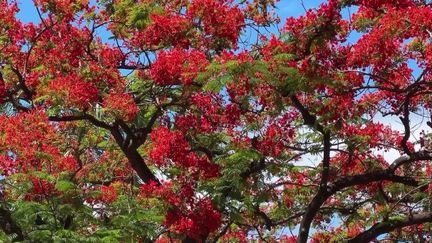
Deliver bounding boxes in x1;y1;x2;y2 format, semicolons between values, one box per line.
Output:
0;1;24;67
175;93;242;134
220;231;248;243
151;48;208;85
100;185;118;203
149;127;190;166
102;93;139;122
284;0;345;57
261;35;291;61
350;5;432;69
238;112;297;157
34;0;91;21
0;111;78;175
47;74;99;109
339;122;397;150
25;177;57;201
349;13;402;68
141;181;221;241
31;177;54;195
142;14;192;48
188;0;244;48
140;181;181;205
86;185;118;204
165;199;221;242
150;127;219;178
357;0;414;9
257;124;289;157
95;45;124;68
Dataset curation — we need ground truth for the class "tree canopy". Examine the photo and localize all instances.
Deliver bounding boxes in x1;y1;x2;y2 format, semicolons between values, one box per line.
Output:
1;0;432;242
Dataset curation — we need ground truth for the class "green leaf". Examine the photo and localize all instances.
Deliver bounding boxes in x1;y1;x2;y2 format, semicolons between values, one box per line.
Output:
203;75;231;92
55;180;76;192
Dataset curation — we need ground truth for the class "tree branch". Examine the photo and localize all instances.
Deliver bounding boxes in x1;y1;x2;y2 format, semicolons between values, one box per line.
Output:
0;207;24;241
289;95;324;133
296;151;428;243
297;132;331;242
49;114;160;184
110;126;160;185
348;212;432;242
388;151;432;172
400;96;412;155
48;114;113;131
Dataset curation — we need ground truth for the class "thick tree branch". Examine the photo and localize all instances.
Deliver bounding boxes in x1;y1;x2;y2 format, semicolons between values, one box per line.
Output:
297;132;331;243
320;132;331;187
289;95;324;133
388;151;432;172
288;94;331;243
48;114;113;131
296;151;428;243
49;114;160;184
329;171;420;193
348;212;432;243
254;206;273;230
400;97;412;155
110;125;160;185
11;67;34;100
133;107;162;149
0;207;24;241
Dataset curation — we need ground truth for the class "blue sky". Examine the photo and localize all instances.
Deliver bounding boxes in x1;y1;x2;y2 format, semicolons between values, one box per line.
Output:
16;1;39;23
277;0;325;17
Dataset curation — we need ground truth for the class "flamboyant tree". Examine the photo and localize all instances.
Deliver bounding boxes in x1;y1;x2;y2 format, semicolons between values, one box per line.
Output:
1;0;432;242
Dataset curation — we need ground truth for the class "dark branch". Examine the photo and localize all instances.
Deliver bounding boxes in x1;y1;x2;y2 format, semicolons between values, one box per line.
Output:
48;114;113;131
388;151;432;172
110;127;160;185
348;212;432;242
11;67;34;100
49;114;160;185
400;97;412;155
0;207;24;241
295;151;428;243
297;132;331;242
289;95;324;133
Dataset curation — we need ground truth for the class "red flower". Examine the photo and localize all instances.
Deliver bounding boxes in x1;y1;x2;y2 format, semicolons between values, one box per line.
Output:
142;14;192;48
102;93;139;122
86;185;118;204
151;48;208;85
26;177;57;201
100;185;118;203
164;199;221;241
47;74;99;109
188;0;244;48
